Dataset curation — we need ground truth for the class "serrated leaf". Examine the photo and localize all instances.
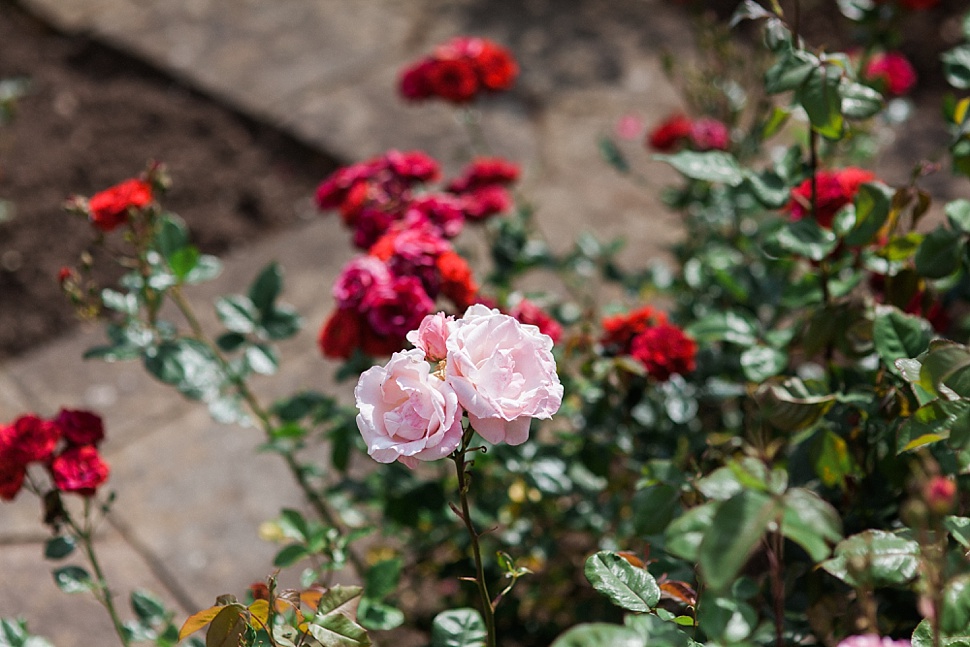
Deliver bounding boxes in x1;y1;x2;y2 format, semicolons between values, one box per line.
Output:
249;263;283;317
771;218;838;261
131;589;167;623
765;49;818;94
840;79;883;119
797;64;844;139
216;296;258;334
874;305;932;376
584;550;660;612
430;609;486;647
307;586;370;647
654;151;744;186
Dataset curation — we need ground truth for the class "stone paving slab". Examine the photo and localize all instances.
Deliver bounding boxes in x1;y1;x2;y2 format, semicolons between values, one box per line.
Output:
2;1;702;644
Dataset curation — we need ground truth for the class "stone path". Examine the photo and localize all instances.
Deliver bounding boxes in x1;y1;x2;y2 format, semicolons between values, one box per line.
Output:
0;1;694;644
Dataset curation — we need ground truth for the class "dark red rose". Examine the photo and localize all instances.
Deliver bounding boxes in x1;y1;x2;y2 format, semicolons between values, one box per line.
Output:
647;114;693;152
399;60;434;100
362;275;435;338
54;409;105;446
51;446;110;497
447;157;520;193
425;58;480;103
384;150;440;183
600;306;669;355
0;457;26;501
318;308;365;360
0;414;60;465
88;179;153;232
630;323;697;381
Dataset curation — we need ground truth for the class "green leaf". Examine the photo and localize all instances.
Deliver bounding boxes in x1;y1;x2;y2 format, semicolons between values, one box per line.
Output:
821;530;920;588
143;339;224;401
730;0;774;27
686;310;759;346
844;182;893;246
632;484;679;535
915;225;964;279
942;574;970;635
943;45;970;90
696;594;757;643
215;296;258;334
273;544;310;568
654;151;744;186
898;400;970;452
249;263;283;317
550;624;645;647
947;200;970;235
912;618;970;647
43;535;76;560
781;488;842;562
155;213;190;259
52;566;94;594
665;502;716;561
919;342;970;397
131;589;168;623
307;586;370;647
168;246;201;281
840;79;883;119
599;137;630;173
740;345;787;382
363;558;402;602
357;599;404;632
764;49;818;94
205;604;250;647
260;307;302;340
879;232;924;261
811;429;858;489
945;516;970;549
216;332;247;353
245;343;279;376
698;490;778;591
797;64;844;139
184;255;222;284
873;305;933;376
770;218;838;261
584;550;661;612
754;379;836;431
762;106;791;140
623;614;693;647
744;170;789;209
430;609;487;647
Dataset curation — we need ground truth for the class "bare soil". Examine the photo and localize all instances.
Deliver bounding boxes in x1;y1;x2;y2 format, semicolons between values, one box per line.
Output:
0;1;338;361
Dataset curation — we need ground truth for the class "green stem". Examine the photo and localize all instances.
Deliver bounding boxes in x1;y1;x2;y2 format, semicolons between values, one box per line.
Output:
452;432;497;647
71;499;130;647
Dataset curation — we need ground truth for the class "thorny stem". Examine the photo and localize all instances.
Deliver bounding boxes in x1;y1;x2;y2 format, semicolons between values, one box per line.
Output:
452;428;497;647
167;285;367;576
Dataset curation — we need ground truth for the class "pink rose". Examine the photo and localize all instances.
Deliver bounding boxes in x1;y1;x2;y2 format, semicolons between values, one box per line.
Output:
445;304;563;446
355;349;464;468
407;312;456;362
332;257;392;309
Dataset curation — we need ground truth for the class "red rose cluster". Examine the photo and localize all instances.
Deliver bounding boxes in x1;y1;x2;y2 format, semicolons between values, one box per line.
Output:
600;306;697;381
85;178;154;232
0;409;110;501
399;36;518;104
315;150;518;250
863;51;917;97
647;114;731;153
787;167;876;229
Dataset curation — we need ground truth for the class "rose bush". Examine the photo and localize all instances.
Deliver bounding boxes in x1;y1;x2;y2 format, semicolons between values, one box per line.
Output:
7;1;970;647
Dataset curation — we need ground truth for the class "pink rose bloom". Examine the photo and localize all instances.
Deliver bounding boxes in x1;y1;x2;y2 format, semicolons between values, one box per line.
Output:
355;349;464;467
333;256;392;309
407;312;456;362
836;636;910;647
445;304;563;446
689;118;730;151
864;51;917;96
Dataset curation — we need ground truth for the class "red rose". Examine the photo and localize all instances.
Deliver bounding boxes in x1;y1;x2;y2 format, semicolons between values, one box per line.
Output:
88;178;153;232
51;446;110;497
864;51;917;96
508;298;562;345
474;41;518;91
54;409;105;446
362;275;435;338
647;114;693;152
600;306;668;355
688;118;731;151
399;60;434;100
447;157;520;193
459;185;512;221
0;458;26;501
437;251;479;310
318;308;365;360
0;414;60;465
630;323;697;381
425;59;480;104
788;168;876;229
